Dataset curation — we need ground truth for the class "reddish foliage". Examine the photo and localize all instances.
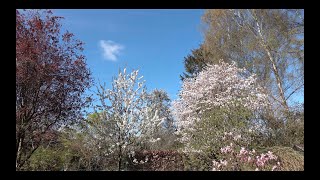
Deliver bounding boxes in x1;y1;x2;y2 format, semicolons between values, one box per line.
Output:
16;10;92;170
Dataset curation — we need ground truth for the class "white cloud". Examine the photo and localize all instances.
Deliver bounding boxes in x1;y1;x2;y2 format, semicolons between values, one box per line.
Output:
99;40;124;61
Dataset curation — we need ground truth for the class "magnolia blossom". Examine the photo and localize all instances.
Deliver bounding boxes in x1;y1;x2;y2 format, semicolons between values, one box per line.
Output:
233;134;241;141
213;145;280;171
148;137;161;143
92;68;167;170
221;143;234;154
225;132;233;136
239;147;248;156
220;160;228;166
212;131;280;171
173;61;269;148
133;159;138;164
272;166;277;171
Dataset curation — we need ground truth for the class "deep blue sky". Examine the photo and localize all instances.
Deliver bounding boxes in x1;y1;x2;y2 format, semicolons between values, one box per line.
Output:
51;9;303;108
53;9;205;102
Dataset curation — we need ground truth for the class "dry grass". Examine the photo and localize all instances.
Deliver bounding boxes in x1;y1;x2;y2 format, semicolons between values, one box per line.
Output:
267;146;304;171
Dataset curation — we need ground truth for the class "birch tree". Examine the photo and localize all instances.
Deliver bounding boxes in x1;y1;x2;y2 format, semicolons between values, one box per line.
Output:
202;9;304;114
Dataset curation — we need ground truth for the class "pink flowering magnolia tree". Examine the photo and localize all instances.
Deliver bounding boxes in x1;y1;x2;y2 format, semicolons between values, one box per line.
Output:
172;61;270;154
212;131;281;171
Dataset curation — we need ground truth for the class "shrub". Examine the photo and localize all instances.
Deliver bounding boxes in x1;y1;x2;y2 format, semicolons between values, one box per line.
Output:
128;150;184;171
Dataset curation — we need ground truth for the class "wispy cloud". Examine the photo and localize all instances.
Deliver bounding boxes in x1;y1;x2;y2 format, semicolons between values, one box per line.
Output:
99;40;124;61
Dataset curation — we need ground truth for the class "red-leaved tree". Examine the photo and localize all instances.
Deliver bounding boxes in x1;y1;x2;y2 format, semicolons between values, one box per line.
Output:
16;10;92;170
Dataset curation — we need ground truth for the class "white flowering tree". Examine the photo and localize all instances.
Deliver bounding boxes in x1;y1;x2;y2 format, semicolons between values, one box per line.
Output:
173;61;269;131
138;89;177;150
90;68;164;171
173;61;270;165
146;89;176;132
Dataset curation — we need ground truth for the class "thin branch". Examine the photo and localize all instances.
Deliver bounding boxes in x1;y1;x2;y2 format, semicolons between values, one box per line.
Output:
285;83;304;101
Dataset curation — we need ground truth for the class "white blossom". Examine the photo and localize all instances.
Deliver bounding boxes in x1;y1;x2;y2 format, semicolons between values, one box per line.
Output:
172;61;269;148
91;68;167;169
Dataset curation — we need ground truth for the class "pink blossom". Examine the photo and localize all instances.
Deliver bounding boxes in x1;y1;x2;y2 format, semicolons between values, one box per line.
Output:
221;145;233;154
239;147;248;156
173;61;270;146
266;151;277;160
272;166;277;171
210;132;280;171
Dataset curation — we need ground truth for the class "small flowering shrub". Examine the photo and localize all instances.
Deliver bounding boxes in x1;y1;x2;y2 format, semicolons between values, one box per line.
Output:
212;131;281;171
182;152;215;171
128;150;184;171
178;106;262;171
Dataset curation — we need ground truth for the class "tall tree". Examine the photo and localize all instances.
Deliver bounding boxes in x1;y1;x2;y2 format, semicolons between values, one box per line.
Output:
141;89;178;150
16;10;91;170
173;61;269;154
180;45;212;80
146;89;175;132
201;9;304;114
93;68;163;171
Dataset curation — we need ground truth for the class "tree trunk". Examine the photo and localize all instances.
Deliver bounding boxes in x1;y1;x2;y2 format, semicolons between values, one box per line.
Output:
252;11;289;112
265;46;289;111
16;136;23;169
16;129;25;170
118;145;122;171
